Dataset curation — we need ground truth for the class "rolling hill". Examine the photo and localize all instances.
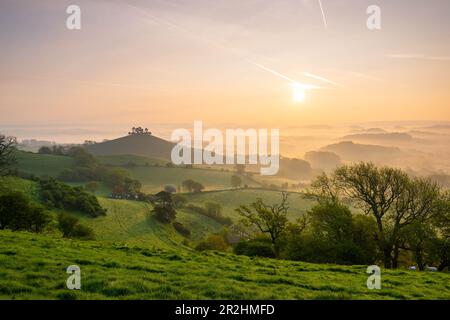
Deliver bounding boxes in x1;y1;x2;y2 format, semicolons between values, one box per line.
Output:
85;134;174;160
322;141;404;162
1;230;449;299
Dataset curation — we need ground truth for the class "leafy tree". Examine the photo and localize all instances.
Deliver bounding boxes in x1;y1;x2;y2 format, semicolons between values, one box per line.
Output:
0;192;50;232
57;213;95;239
181;179;205;193
164;185;177;193
67;147;97;167
39;178;106;217
231;175;242;189
236;192;289;257
151;191;176;223
311;162;442;268
234;237;275;258
308;201;353;243
38;146;53;154
0;135;17;176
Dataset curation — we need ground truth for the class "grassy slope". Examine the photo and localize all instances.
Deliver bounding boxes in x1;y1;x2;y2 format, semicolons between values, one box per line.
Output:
77;198;222;249
186;189;315;221
15;151;74;178
96;154;168;167
127;166;259;193
1;230;449;300
0;177;222;250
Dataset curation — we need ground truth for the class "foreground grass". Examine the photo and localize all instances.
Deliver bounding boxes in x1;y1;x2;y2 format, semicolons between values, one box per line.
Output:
0;230;449;300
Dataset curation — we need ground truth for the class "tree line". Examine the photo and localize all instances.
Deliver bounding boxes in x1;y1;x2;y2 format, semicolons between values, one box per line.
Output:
235;163;449;270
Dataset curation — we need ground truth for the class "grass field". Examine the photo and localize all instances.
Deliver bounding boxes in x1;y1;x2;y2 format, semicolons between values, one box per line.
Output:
127;166;259;193
6;153;450;301
78;197;222;249
15;151;74;178
185;189;315;220
0;230;449;300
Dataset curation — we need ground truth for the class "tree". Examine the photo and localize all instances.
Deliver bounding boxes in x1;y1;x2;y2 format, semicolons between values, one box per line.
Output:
151;191;177;223
57;213;94;239
311;162;442;268
0;192;50;232
236;192;289;257
181;179;204;193
164;185;177;193
390;177;441;267
308;201;353;243
205;202;222;218
0;135;17;176
231;175;242;189
38;146;52;154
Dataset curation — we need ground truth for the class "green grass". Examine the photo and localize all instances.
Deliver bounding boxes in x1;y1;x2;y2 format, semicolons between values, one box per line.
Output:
96;154;168;167
127;166;259;193
0;230;449;300
76;198;222;249
0;177;222;250
15;151;74;178
185;189;315;221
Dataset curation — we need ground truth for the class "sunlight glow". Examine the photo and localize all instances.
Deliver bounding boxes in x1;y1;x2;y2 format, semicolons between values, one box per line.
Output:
292;86;305;103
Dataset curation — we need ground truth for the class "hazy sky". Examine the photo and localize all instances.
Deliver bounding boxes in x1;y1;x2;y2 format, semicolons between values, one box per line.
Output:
1;0;450;132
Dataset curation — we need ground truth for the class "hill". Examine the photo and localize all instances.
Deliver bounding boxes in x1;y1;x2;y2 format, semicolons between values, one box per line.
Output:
15;151;74;178
85;134;174;160
322;141;404;162
341;133;414;143
1;230;449;299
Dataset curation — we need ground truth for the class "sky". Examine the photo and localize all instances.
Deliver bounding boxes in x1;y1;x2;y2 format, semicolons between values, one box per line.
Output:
1;0;450;141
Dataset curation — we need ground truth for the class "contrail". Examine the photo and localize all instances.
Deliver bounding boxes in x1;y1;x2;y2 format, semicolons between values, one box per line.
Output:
119;1;326;90
246;60;322;90
318;0;328;30
303;72;341;87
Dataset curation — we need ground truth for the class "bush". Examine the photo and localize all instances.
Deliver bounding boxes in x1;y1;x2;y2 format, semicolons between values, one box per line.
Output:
39;178;106;217
173;222;191;237
195;234;228;252
57;213;94;240
234;238;275;258
0;192;50;233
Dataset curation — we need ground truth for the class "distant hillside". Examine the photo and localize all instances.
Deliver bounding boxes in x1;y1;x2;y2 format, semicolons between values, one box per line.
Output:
341;132;413;143
322;141;404;162
85;134;174;160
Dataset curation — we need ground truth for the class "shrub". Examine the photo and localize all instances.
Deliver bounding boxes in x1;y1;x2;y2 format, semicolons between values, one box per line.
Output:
195;234;228;252
57;213;94;240
0;192;50;233
39;178;106;217
173;221;191;237
234;238;275;258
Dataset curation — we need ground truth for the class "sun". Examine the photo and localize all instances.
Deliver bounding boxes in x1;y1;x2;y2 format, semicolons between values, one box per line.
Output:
292;86;305;103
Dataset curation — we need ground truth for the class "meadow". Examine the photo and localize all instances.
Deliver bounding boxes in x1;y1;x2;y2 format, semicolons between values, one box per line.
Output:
1;230;449;300
3;150;449;300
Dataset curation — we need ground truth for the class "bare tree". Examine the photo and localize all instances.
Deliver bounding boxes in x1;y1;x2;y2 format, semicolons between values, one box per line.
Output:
0;135;17;176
